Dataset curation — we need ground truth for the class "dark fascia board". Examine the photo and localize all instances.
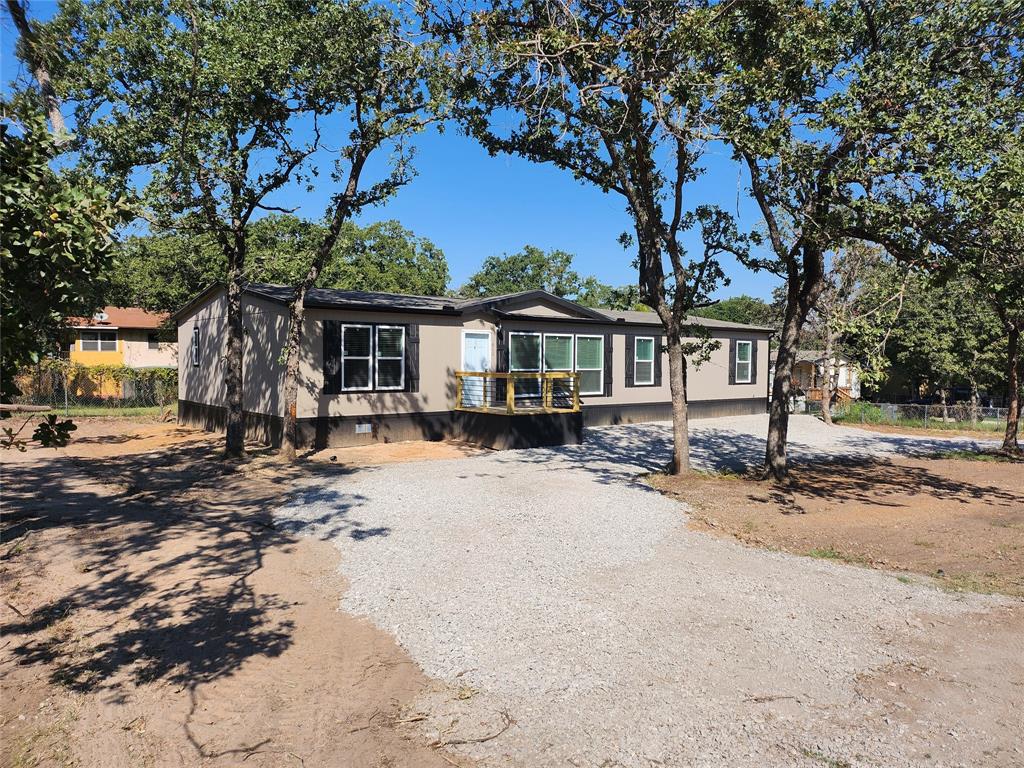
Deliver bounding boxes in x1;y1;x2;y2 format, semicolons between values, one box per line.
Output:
495;309;774;335
467;290;610;321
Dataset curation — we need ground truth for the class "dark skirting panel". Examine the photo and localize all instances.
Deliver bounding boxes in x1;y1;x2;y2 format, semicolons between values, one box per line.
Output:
452;411;584;450
179;397;762;450
178;399;283;446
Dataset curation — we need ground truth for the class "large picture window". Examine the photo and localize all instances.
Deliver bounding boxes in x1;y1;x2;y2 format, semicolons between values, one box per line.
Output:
575;335;604;395
375;326;405;390
634;336;655;385
510;332;542;397
81;330;117;352
735;340;752;384
342;325;373;391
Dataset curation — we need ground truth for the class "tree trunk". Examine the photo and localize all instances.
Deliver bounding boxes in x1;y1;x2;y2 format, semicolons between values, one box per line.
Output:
279;290;307;461
766;297;802;481
970;378;979;429
666;339;690;474
223;260;246;458
821;330;833;425
6;0;66;136
1002;326;1021;453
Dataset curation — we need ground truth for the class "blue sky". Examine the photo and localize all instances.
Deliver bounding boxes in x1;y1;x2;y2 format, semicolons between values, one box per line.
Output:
2;2;781;300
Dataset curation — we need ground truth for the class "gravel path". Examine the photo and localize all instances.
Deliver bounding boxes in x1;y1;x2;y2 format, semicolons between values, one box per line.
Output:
276;415;1019;767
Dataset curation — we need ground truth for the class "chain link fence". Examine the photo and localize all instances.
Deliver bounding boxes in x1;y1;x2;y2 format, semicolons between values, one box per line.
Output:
13;361;178;417
823;400;1009;432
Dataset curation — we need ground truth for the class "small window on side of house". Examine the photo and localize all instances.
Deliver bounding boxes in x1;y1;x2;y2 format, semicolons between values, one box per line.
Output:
634;336;655;385
735;340;752;384
192;326;200;367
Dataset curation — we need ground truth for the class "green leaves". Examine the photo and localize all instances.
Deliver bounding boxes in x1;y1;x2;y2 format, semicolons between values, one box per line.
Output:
0;104;133;400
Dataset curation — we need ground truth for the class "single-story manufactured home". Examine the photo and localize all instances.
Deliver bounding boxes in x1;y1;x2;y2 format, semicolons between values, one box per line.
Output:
173;284;772;449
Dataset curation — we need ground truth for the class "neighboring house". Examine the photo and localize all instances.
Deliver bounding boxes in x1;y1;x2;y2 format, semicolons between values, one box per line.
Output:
792;349;861;402
67;307;177;399
68;307;177;369
173;284;773;450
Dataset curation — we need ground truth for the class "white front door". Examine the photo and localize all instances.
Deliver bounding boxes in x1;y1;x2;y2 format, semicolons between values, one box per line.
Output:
462;331;492;407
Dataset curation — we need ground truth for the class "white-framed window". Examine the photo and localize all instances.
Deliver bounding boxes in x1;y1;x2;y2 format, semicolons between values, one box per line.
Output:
575;335;604;396
191;327;200;366
543;333;574;371
735;340;752;384
81;330;117;352
375;325;405;390
509;331;542;397
634;336;655;385
341;324;373;391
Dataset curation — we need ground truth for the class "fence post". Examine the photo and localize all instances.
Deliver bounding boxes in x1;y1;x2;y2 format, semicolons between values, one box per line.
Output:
63;371;69;417
924;404;928;427
506;375;515;415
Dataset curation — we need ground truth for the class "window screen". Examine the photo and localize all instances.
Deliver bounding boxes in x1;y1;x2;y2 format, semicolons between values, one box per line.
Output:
544;335;573;370
81;330;117;352
635;336;655;385
735;340;752;383
375;326;405;390
575;336;604;395
342;325;372;390
510;333;541;398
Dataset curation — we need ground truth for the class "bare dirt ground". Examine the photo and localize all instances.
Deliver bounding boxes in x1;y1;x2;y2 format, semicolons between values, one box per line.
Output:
650;454;1024;597
308;438;490;467
1;419;470;768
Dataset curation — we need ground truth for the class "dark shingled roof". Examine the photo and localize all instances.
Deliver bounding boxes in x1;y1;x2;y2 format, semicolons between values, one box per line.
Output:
245;283;464;313
174;283;774;334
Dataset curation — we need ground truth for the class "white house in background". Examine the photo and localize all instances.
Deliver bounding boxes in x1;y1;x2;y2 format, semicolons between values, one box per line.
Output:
792;349;861;400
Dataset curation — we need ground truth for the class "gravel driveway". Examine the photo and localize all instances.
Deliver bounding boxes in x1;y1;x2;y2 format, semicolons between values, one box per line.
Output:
276;415;1021;767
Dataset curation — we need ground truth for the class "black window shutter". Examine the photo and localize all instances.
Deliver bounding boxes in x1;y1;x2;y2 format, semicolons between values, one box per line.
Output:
603;333;613;397
749;339;758;385
496;330;508;372
624;334;635;388
654;335;663;387
405;324;420;392
728;337;737;385
323;319;342;394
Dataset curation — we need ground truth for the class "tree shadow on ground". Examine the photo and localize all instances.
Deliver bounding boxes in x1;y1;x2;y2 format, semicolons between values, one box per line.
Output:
484;418;998;482
747;457;1024;512
1;438;384;698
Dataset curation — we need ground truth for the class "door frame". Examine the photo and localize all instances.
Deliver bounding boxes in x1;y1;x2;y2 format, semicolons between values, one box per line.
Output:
460;329;494;372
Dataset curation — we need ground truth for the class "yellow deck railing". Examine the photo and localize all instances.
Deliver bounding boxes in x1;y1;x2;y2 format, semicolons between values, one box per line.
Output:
455;371;580;415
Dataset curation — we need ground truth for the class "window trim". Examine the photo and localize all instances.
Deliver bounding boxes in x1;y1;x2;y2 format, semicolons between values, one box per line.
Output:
633;335;655;386
341;324;374;392
735;339;753;384
575;334;605;396
80;329;117;352
374;325;406;391
509;331;542;398
191;327;200;367
542;333;574;372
